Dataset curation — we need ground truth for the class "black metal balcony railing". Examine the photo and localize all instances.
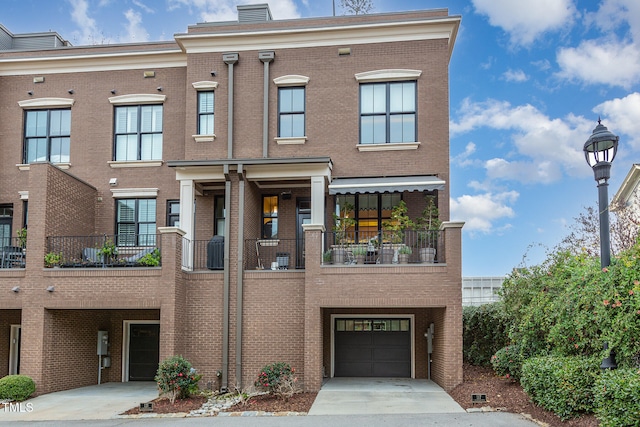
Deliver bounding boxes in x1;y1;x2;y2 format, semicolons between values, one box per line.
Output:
0;237;26;269
322;229;444;265
45;234;161;268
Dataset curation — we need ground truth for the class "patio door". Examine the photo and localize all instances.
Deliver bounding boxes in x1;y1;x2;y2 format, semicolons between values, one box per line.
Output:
296;199;311;268
128;324;159;381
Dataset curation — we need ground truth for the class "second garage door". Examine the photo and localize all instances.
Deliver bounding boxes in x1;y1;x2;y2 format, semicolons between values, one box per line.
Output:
334;318;411;377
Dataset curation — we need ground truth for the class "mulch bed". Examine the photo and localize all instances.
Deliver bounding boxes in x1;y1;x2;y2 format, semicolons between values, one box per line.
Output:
121;395;207;415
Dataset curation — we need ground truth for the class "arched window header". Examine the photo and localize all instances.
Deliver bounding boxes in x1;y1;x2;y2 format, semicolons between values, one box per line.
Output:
18;98;75;109
192;81;219;90
274;75;310;86
109;94;166;105
355;69;422;82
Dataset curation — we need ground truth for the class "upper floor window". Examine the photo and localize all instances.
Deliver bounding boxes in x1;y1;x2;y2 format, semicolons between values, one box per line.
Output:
0;205;13;248
167;200;180;227
359;81;416;144
262;195;278;239
24;109;71;163
116;198;156;246
114;105;163;161
335;193;402;241
197;91;214;135
215;195;225;237
278;87;305;138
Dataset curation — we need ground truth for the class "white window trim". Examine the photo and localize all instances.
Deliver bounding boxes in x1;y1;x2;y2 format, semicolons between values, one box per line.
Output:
274;136;307;145
111;188;159;198
192;81;219;90
357;142;421;152
192;134;216;143
109;94;166;105
18;98;75;109
274;75;310;86
355;69;422;82
17;162;71;170
108;160;164;168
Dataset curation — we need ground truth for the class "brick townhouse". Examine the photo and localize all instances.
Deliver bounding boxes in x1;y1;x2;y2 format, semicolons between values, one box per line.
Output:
0;4;463;395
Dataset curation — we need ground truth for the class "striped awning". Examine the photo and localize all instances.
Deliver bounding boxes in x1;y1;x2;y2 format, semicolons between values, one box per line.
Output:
328;175;445;195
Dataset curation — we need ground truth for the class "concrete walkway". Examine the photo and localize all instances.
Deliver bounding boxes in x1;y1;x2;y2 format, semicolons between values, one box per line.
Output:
308;378;466;415
0;382;157;422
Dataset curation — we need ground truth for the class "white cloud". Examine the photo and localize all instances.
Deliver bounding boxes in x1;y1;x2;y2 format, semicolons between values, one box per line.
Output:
471;0;577;46
168;0;300;22
502;69;528;82
451;98;592;183
450;191;519;234
132;0;155;14
594;92;640;149
123;9;149;43
68;0;102;45
452;142;478;167
556;40;640;89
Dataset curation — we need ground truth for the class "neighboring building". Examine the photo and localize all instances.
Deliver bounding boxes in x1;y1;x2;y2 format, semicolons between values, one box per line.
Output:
462;277;504;306
611;163;640;211
0;4;463;395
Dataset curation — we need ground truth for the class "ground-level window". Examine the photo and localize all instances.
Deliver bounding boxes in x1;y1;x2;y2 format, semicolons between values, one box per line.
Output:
116;198;156;246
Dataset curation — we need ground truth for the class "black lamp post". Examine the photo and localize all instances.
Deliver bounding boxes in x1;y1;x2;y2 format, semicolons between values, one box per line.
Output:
583;118;618;269
584;119;619;370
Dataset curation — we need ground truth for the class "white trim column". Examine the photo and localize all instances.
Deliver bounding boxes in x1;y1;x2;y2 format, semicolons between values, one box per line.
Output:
310;175;326;230
179;179;195;270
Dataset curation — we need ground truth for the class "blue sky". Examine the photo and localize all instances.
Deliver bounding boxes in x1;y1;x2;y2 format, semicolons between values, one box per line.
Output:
3;0;640;277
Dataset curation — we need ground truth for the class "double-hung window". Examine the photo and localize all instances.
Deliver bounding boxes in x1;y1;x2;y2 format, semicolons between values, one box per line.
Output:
278;87;305;138
114;105;163;161
116;198;156;246
24;109;71;163
360;81;416;144
262;195;278;239
197;91;214;135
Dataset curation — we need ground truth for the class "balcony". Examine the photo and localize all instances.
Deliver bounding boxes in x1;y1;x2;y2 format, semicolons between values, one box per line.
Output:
45;234;161;268
322;229;444;266
1;237;26;269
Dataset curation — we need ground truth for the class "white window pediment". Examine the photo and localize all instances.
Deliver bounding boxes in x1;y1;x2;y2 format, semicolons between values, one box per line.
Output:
111;188;159;198
18;98;75;109
355;69;422;82
109;94;166;105
192;81;219;90
274;75;310;87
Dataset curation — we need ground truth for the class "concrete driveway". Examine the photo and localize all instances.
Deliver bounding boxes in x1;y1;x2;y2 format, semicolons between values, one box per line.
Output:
308;378;466;415
0;381;157;422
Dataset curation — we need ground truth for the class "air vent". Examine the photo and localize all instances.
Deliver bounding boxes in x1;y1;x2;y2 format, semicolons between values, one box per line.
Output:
237;4;273;23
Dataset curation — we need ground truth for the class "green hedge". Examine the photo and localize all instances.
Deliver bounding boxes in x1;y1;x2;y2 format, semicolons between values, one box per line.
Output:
463;302;510;366
593;368;640;427
0;375;36;401
521;356;599;420
491;344;523;380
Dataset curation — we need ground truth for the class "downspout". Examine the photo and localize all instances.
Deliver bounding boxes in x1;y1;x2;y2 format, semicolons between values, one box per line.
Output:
235;165;245;388
221;52;238;392
258;51;275;158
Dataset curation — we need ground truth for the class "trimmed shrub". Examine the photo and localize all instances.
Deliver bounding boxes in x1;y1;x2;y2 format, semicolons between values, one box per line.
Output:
155;355;202;404
593;368;640;427
255;362;299;400
0;375;36;401
521;356;599;420
491;344;523;380
463;302;510;366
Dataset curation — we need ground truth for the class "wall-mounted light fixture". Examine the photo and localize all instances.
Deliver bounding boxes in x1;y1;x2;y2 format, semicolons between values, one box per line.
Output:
210;71;216;76
68;89;74;94
281;191;292;200
156;86;163;92
46;285;55;292
27;91;33;96
110;89;117;94
109;178;118;186
11;286;20;293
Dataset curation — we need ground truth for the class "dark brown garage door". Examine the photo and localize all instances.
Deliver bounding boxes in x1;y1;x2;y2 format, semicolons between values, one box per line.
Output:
334;318;410;377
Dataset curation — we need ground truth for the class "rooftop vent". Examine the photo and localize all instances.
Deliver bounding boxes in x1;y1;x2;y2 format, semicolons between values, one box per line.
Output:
237;4;273;23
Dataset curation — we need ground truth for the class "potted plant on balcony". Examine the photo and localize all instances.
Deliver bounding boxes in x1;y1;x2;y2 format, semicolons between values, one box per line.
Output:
414;195;441;263
398;245;412;264
44;251;62;268
17;227;27;249
351;246;367;265
381;201;414;264
98;238;118;265
332;201;356;264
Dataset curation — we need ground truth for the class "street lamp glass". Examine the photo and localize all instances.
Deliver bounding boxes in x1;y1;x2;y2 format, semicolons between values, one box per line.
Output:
583;121;619;168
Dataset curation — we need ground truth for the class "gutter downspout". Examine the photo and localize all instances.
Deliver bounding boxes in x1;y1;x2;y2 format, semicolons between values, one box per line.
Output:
258;51;275;158
221;52;238;392
235;164;245;388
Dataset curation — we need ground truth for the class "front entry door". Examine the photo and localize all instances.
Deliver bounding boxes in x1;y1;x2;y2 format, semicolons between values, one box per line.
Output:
296;199;311;269
128;324;160;381
9;325;20;375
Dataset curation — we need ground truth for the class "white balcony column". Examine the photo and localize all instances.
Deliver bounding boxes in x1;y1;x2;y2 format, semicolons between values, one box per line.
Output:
309;176;326;230
179;179;196;270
